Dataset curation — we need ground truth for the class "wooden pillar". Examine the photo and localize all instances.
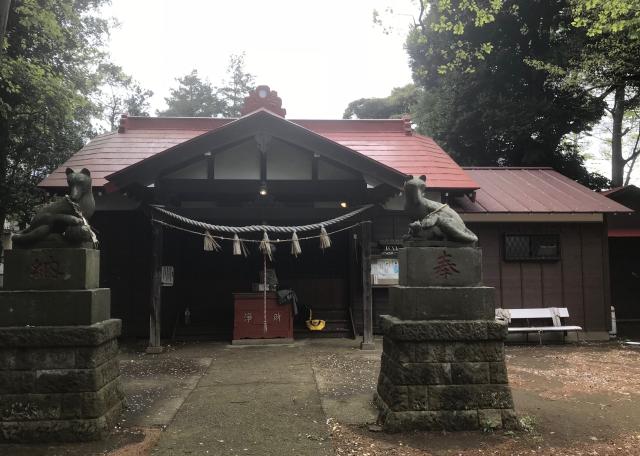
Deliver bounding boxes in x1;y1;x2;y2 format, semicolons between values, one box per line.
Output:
360;220;375;350
147;222;164;353
347;227;359;339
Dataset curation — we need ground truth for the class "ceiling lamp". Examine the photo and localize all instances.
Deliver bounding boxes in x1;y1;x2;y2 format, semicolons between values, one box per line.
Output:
259;182;268;196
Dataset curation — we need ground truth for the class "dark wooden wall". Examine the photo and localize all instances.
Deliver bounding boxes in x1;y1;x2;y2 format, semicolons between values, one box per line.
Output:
95;208;612;338
609;237;640;337
92;210;152;337
370;213;611;333
468;222;611;332
604;190;640;337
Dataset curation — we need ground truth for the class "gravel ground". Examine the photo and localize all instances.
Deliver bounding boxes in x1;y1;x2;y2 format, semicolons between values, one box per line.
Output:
2;339;639;455
317;341;640;456
0;343;212;456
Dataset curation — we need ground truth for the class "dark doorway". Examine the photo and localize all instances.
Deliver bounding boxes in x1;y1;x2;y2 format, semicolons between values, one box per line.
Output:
163;227;352;340
609;237;640;338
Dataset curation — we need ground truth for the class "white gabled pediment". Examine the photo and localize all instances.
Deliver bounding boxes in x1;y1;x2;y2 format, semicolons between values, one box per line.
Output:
162;135;365;182
214;140;261;180
165;159;208;179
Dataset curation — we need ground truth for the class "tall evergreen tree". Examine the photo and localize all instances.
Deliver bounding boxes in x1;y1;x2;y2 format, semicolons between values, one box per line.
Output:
98;63;153;131
567;1;640;186
216;53;255;117
159;55;256;118
157;69;223;117
343;84;420;119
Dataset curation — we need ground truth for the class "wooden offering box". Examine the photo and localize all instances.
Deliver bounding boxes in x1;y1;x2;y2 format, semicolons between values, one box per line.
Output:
233;292;293;340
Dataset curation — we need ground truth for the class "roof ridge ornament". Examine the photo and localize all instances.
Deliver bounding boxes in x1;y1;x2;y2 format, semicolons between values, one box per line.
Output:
240;85;287;117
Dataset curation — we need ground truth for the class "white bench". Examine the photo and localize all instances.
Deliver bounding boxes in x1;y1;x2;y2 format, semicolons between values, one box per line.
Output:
495;307;583;344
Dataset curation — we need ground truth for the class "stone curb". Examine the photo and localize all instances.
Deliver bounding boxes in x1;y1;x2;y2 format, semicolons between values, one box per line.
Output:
379;315;508;341
375;393;518;433
0;319;121;348
0;400;122;443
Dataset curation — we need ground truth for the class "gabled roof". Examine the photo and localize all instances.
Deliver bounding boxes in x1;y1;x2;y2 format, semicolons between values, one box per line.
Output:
39;113;479;191
293;120;474;190
453;167;632;213
105;109;410;190
602;184;640;200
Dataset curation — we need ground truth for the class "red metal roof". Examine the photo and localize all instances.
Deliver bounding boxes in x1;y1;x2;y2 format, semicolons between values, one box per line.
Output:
39;116;478;191
453;168;632;213
601;186;626;196
609;228;640;237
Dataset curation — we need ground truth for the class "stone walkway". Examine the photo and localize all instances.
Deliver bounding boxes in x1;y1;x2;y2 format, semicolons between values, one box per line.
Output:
151;343;333;456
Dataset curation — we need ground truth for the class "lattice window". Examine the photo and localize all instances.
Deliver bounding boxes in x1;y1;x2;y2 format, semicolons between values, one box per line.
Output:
504;234;560;261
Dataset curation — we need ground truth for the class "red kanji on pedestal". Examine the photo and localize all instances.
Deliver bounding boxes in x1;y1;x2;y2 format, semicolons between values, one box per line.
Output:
434;250;459;279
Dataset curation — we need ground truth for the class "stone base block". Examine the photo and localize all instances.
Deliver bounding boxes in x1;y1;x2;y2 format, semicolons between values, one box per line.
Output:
391;286;495;320
376;317;515;432
375;393;517;432
399;247;482;287
0;401;123;442
379;315;508;341
0;319;123;442
3;248;99;290
0;288;110;326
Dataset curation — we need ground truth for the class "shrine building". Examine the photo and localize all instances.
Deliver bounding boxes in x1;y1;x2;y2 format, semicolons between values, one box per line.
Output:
37;86;632;346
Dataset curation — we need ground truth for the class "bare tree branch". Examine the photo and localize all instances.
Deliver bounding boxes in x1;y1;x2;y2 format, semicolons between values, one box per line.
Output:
417;0;426;28
623;121;640;168
0;0;10;51
624;152;639;186
597;85;617;100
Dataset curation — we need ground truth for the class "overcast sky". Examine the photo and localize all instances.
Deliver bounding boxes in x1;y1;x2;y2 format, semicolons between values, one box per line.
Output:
101;0;636;185
103;0;415;119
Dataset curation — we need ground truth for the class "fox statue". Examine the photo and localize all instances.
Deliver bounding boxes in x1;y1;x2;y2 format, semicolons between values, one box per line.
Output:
12;168;97;248
404;175;477;245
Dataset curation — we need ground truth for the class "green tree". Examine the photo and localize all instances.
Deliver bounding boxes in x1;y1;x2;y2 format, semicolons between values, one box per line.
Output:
406;0;610;188
589;107;640;186
0;0;112;240
343;84;420;119
157;69;223;117
0;0;10;46
406;0;640;187
98;63;153;131
567;1;640;186
571;0;640;37
216;53;255;117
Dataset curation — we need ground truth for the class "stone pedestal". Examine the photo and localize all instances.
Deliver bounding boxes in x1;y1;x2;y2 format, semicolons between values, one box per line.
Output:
0;248;123;442
375;245;516;432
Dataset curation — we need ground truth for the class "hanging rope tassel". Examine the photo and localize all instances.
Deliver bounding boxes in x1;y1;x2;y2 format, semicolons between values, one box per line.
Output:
291;231;302;257
263;253;268;334
232;233;241;255
259;231;273;261
319;226;331;250
204;230;221;251
232;233;248;257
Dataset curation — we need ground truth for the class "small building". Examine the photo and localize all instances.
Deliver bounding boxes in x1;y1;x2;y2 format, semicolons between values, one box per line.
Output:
0;219;16;288
38;87;631;344
603;185;640;337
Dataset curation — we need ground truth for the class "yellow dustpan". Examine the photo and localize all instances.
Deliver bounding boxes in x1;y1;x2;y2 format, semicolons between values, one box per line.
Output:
306;309;326;331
